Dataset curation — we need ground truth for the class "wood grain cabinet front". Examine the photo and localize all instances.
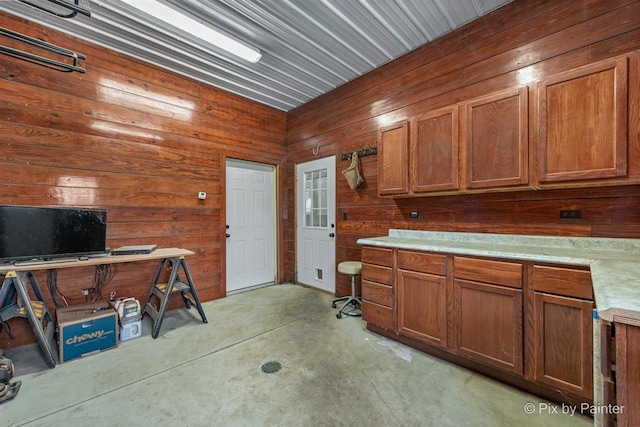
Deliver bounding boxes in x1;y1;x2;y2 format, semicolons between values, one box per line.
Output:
377;121;409;196
361;246;394;330
396;250;449;348
536;56;628;184
452;256;524;374
529;265;594;400
410;106;459;194
461;86;529;190
615;322;640;427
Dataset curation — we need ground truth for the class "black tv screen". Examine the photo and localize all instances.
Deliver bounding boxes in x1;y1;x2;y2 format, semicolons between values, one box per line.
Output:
0;205;107;263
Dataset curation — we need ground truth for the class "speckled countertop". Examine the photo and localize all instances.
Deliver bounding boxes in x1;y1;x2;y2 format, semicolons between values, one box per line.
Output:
357;229;640;325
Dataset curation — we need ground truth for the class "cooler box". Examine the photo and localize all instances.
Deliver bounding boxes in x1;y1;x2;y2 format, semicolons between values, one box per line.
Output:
57;301;118;363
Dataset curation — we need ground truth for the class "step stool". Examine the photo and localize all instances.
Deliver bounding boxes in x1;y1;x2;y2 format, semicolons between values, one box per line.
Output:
142;256;207;338
0;271;56;368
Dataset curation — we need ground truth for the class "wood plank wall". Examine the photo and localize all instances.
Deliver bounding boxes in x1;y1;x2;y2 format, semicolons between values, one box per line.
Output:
286;0;640;297
0;12;287;348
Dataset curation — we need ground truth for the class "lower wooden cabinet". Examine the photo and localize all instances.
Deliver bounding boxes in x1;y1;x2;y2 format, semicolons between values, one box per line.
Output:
361;247;394;330
529;264;594;400
397;269;447;348
615;322;640;427
360;247;595;404
362;300;393;330
453;278;523;374
531;292;594;399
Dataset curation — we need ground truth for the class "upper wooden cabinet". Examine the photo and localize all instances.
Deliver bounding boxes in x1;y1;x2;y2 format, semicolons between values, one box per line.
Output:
376;53;635;197
377;121;409;196
411;106;459;193
379;87;529;197
461;86;529;189
536;57;628;183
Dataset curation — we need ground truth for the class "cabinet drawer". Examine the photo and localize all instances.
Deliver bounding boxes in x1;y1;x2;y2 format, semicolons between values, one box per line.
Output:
532;265;593;300
362;280;392;307
454;256;522;288
362;300;393;330
397;250;447;276
362;246;393;267
362;263;392;285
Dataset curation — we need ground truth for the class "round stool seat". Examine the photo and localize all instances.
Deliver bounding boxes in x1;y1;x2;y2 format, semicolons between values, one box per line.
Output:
338;261;362;275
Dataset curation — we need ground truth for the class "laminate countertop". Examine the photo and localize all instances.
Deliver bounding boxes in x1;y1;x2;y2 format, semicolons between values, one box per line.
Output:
357;229;640;325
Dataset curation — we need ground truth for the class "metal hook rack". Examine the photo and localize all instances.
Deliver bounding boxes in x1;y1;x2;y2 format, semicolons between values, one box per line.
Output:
341;146;378;161
17;0;91;19
0;27;86;73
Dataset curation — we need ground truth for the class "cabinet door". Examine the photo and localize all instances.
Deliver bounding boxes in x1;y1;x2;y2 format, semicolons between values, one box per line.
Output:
532;292;593;399
536;57;628;183
453;279;523;374
411;106;459;193
397;269;447;348
616;322;640;427
377;121;409;195
462;86;529;189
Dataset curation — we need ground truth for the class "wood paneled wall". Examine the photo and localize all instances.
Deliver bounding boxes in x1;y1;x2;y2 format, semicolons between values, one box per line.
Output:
286;0;640;297
0;12;287;348
3;1;640;349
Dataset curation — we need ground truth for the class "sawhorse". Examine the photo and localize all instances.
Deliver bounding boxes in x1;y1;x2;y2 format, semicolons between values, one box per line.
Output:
142;256;207;339
0;271;56;368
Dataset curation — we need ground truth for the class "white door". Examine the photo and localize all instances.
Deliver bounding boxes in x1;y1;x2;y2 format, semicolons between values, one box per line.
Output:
226;159;276;293
296;156;336;293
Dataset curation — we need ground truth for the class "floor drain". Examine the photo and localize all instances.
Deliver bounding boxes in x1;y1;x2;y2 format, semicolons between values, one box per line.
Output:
261;361;282;374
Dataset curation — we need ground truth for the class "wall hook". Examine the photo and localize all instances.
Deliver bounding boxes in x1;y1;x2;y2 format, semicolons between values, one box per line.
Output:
312;145;319;155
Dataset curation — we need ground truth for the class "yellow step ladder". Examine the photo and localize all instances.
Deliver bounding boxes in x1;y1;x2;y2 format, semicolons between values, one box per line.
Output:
142;256;207;338
0;271;56;368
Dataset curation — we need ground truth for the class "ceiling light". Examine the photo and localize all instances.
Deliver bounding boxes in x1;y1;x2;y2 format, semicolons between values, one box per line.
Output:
121;0;261;63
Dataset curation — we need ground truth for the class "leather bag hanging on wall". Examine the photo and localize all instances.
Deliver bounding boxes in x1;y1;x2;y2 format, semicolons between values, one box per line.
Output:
342;151;363;190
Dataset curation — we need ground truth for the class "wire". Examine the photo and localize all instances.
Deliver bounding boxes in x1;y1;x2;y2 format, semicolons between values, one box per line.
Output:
92;264;118;301
48;269;84;307
47;264;119;306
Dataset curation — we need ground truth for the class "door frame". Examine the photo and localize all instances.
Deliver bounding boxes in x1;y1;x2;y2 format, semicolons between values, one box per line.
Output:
294;155;337;293
221;154;282;297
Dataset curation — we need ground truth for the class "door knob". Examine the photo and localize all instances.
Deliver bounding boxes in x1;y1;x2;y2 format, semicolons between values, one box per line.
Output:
329;233;335;238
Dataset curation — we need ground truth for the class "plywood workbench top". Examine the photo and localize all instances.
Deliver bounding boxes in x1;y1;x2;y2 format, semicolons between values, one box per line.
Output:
0;248;195;273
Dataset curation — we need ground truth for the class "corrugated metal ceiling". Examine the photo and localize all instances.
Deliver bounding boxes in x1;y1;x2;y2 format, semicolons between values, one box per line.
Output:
0;0;512;111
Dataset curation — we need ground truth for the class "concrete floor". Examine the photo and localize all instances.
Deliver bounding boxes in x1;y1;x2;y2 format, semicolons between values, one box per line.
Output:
3;284;591;427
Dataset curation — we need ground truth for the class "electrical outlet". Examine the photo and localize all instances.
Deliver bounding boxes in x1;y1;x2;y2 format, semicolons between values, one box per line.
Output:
559;210;581;219
342;211;348;220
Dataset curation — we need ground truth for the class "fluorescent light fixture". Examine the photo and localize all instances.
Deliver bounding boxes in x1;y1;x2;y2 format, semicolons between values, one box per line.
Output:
122;0;261;63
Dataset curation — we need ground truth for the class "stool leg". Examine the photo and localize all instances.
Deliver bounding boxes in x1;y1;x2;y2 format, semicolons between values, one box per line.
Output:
336;274;362;319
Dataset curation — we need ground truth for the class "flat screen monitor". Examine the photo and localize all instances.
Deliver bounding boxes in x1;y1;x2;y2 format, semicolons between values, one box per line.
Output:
0;205;107;263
